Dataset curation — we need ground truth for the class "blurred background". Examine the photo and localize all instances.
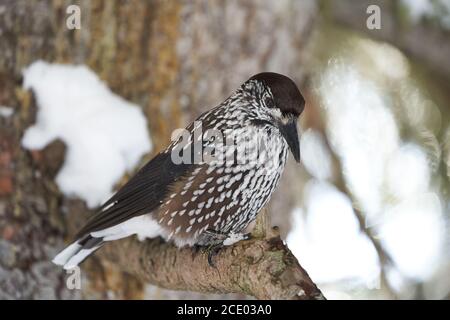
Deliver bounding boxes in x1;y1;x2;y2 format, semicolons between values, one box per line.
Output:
0;0;449;299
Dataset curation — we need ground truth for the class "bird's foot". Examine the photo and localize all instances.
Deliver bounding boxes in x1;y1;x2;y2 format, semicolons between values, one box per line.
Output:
198;230;252;267
205;244;222;268
222;232;252;246
191;244;202;259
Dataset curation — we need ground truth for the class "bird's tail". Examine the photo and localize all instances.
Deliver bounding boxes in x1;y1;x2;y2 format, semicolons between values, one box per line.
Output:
53;235;104;270
53;216;148;269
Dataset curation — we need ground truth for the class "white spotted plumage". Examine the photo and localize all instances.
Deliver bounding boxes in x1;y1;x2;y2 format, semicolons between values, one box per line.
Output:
53;72;304;269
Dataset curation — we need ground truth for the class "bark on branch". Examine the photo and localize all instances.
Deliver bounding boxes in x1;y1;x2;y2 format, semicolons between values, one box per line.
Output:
97;229;325;300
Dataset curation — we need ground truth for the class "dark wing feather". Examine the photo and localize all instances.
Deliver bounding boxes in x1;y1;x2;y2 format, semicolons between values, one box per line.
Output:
76;150;192;238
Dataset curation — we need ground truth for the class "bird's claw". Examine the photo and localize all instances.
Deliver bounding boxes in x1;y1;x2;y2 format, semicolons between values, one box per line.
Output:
206;244;222;268
197;230;252;267
242;233;252;241
191;244;202;259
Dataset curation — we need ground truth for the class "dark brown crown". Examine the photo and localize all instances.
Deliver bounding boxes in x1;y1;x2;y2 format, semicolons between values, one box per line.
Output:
249;72;305;117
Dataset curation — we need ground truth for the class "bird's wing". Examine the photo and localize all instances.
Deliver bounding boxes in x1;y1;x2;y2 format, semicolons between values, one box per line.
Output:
75;150;192;238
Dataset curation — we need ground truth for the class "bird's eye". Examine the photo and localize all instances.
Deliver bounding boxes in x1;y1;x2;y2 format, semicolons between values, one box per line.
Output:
264;97;274;108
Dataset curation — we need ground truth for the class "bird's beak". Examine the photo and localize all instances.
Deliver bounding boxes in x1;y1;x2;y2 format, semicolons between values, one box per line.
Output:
279;118;300;162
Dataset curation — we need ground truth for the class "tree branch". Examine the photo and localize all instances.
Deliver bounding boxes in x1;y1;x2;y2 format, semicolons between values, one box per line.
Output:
323;0;450;80
95;227;324;300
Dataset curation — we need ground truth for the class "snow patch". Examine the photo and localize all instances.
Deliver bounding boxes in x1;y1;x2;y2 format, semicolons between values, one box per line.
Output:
385;143;430;201
379;193;445;280
0;106;14;118
312;59;447;288
287;180;380;288
300;129;333;180
317;62;400;222
21;61;152;208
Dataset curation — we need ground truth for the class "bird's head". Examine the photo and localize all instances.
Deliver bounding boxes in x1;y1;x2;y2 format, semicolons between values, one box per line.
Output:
243;72;305;162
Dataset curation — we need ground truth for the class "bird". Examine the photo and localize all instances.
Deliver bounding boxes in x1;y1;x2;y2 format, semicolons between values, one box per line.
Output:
53;72;305;269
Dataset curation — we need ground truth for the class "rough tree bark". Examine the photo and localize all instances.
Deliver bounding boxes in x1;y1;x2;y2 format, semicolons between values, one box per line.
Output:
0;0;320;299
98;212;324;300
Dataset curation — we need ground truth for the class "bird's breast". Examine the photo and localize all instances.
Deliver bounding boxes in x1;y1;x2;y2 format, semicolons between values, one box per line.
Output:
155;123;289;247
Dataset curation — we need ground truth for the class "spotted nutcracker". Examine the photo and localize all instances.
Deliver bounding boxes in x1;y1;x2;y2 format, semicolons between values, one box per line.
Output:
53;72;305;269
